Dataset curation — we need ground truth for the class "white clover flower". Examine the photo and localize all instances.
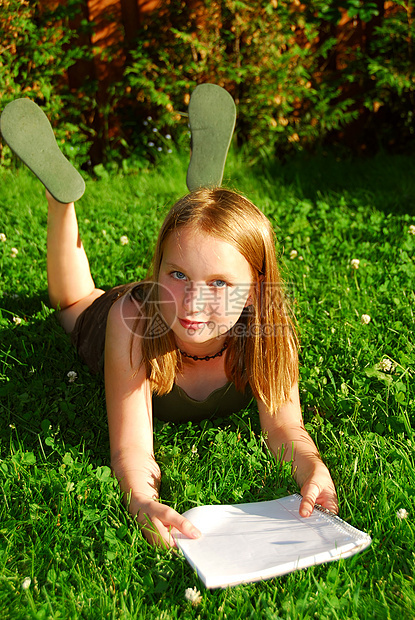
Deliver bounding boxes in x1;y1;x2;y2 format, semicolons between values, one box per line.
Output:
67;371;78;383
143;121;148;126
396;508;408;519
120;235;129;246
191;444;198;455
21;577;31;590
165;134;171;140
361;314;371;324
350;258;360;269
148;141;155;147
102;229;107;236
0;233;6;242
184;586;202;606
10;247;18;258
167;149;173;154
153;127;158;133
408;225;415;235
13;317;22;325
289;249;298;260
298;255;304;261
379;358;392;372
157;147;162;152
147;116;152;121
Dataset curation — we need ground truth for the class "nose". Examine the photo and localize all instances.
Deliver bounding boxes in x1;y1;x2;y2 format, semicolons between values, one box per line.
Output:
182;281;206;315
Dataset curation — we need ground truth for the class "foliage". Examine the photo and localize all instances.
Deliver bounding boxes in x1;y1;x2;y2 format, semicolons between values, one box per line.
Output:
0;0;94;166
1;1;415;164
358;5;415;148
99;0;415;159
317;0;415;149
123;0;359;160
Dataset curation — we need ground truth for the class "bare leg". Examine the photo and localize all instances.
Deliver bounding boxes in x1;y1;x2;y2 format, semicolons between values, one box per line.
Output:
46;190;104;333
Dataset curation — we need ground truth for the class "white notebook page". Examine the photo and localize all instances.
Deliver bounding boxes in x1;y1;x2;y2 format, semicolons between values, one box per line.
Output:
174;494;371;588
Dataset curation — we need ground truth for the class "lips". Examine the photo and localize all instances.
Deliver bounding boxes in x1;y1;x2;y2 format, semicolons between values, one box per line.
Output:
179;318;206;330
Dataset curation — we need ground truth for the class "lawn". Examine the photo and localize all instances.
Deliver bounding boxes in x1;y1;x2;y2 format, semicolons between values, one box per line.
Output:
0;148;414;619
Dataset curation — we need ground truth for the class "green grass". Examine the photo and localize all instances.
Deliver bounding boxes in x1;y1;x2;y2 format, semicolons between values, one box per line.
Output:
0;149;414;619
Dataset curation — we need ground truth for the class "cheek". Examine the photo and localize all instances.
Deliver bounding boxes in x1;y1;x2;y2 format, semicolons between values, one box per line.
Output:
158;278;183;317
225;290;251;317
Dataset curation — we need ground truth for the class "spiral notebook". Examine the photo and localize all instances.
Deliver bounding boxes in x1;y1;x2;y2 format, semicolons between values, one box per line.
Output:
173;494;371;589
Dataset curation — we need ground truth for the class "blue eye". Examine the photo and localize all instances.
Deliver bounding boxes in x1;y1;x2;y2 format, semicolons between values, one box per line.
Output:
211;280;227;288
171;270;187;280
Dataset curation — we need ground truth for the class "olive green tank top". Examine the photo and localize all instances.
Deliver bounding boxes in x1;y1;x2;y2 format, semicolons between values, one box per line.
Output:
152;381;253;423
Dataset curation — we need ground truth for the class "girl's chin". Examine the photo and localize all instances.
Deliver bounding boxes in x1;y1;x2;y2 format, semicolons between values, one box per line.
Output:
172;320;227;341
177;326;218;341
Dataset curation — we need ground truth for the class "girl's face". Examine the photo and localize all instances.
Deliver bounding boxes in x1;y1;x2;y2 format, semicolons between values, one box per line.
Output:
158;226;254;348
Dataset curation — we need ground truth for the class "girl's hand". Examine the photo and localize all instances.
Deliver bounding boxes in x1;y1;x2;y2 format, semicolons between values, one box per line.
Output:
298;463;338;518
134;497;202;548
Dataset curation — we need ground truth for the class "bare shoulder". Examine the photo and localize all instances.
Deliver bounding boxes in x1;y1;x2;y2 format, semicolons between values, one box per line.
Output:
108;290;142;326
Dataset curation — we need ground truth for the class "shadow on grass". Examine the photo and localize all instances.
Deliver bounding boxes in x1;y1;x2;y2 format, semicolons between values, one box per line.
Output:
253;150;415;216
0;292;109;462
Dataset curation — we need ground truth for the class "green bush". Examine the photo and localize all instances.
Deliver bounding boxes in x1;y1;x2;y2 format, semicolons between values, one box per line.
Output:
351;2;415;148
1;0;414;164
311;0;415;150
0;0;93;166
102;0;415;160
123;0;358;160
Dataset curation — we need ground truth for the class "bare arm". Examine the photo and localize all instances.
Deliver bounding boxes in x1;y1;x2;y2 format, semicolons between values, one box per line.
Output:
258;383;338;517
104;295;201;546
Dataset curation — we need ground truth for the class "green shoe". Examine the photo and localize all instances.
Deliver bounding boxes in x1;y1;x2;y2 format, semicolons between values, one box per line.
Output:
0;98;85;203
186;84;236;192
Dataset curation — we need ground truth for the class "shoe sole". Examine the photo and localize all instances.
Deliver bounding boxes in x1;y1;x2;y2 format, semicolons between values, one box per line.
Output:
0;98;85;203
186;84;236;192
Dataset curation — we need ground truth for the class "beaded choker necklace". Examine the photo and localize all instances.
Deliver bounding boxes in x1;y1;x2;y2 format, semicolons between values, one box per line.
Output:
178;341;228;362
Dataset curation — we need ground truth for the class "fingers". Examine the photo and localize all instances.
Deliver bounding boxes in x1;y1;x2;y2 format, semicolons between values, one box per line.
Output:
321;491;339;515
155;504;201;539
300;480;339;517
142;517;176;548
138;502;202;548
141;519;170;548
299;481;321;517
173;512;202;540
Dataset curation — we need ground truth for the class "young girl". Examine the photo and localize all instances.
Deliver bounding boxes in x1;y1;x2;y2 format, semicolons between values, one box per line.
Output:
1;85;338;547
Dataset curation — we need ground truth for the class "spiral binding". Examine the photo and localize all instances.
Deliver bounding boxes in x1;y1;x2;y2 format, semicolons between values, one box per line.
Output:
293;493;371;541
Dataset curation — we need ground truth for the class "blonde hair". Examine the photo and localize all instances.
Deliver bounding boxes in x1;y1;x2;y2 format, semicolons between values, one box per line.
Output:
131;188;298;414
